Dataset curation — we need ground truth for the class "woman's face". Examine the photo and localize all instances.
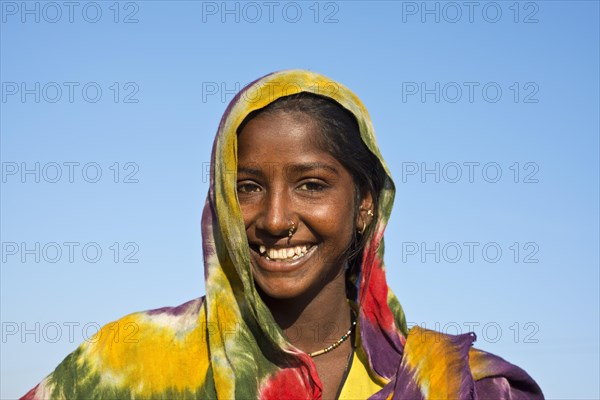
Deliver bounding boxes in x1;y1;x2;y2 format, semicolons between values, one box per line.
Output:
237;111;366;300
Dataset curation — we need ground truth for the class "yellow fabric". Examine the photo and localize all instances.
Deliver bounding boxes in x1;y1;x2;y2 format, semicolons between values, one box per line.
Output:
338;345;386;399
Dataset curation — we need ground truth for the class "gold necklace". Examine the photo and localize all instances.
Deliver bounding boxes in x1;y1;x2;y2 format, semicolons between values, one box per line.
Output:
308;319;357;358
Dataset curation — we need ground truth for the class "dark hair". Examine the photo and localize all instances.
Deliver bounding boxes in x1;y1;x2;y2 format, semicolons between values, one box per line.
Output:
237;92;387;297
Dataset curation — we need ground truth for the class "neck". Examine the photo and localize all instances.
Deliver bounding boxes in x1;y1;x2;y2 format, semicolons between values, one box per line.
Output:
259;272;353;354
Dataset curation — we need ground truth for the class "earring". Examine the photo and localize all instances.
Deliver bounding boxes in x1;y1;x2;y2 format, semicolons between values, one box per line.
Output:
358;220;366;235
358;219;367;235
358;209;373;235
288;220;296;239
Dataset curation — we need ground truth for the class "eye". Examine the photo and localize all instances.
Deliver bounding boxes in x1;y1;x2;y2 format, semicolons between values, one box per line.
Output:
297;181;327;192
237;181;262;193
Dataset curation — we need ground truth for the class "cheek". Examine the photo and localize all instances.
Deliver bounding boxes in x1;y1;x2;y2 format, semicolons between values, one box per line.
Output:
239;203;258;228
305;202;356;237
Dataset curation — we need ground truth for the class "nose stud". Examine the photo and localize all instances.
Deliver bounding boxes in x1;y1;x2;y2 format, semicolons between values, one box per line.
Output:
288;220;297;239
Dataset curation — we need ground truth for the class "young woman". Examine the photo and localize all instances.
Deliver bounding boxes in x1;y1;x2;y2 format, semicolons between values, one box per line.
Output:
22;70;543;399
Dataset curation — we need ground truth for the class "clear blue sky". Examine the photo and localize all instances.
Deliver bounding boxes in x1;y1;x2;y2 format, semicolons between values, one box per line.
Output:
2;1;598;398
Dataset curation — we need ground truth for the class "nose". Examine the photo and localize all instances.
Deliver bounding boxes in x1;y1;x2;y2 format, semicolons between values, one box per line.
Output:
256;188;293;237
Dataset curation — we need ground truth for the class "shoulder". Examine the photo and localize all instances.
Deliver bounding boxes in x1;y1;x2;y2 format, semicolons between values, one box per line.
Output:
403;326;544;399
469;347;544;400
88;296;206;357
22;297;211;399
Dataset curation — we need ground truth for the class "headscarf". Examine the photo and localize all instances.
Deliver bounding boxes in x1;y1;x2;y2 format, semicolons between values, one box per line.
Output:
22;70;543;400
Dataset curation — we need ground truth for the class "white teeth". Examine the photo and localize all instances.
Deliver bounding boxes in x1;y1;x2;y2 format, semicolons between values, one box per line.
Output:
259;245;312;261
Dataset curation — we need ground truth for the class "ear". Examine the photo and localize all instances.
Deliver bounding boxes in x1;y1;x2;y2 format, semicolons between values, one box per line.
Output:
355;191;374;231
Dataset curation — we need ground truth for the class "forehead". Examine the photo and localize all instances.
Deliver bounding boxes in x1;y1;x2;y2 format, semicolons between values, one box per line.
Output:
237;112;330;161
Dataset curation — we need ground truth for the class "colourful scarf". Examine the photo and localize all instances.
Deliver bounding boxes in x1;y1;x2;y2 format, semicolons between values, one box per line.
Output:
22;70;543;399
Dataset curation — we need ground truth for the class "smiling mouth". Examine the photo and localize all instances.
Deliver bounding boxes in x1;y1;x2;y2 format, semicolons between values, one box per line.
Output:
256;244;314;262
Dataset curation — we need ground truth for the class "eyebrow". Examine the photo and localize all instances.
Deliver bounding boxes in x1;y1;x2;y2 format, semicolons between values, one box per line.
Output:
237;162;340;177
237;165;262;177
286;162;340;176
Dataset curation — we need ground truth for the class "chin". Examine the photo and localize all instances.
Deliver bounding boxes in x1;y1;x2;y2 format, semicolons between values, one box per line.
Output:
253;275;310;301
249;244;347;303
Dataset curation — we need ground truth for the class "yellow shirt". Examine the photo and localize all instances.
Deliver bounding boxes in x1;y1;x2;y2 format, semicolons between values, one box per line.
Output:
338;342;387;399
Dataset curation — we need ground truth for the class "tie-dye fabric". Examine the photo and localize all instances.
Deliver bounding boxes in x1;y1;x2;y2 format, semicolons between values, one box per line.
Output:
22;70;543;400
